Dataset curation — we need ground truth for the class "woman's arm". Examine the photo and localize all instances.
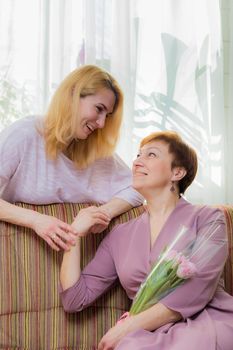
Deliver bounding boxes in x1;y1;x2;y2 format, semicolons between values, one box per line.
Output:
60;206;111;290
99;197;132;219
60;236;82;290
127;302;181;331
0;198;77;251
88;198;132;234
98;303;181;350
60;207;119;312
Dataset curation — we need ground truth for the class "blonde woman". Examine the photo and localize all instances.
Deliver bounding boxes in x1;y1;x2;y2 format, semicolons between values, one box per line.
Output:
0;65;143;251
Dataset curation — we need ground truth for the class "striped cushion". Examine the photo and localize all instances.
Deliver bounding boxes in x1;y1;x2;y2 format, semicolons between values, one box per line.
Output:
0;203;232;349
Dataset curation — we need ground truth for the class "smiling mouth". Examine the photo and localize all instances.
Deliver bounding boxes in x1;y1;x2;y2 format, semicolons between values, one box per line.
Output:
134;172;148;176
86;123;94;132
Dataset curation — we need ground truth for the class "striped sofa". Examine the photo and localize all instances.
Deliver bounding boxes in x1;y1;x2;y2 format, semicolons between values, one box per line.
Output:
0;203;232;350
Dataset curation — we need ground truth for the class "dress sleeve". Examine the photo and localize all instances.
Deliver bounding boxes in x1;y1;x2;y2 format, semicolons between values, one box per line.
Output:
109;153;144;206
60;229;118;312
160;208;228;319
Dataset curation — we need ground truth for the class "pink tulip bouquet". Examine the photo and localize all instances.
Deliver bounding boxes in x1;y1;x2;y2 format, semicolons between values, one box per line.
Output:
130;246;197;315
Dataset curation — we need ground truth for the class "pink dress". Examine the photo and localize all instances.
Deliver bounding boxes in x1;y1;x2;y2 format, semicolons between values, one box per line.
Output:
60;197;233;350
0;116;143;205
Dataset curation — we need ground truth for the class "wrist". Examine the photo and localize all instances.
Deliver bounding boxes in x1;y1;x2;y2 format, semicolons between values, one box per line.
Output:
98;204;113;219
26;210;42;229
123;314;140;334
71;222;87;237
66;235;81;250
99;198;132;219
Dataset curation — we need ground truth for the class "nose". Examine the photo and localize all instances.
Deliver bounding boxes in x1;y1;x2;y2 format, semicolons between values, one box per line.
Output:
96;114;106;129
133;157;144;167
132;159;144;175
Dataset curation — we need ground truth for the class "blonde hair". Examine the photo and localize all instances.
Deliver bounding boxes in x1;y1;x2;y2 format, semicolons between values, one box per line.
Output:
140;131;198;194
43;65;123;168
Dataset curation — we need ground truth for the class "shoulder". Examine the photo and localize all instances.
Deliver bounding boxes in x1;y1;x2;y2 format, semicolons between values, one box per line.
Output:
179;197;225;227
0;116;42;146
0;116;44;167
196;205;225;228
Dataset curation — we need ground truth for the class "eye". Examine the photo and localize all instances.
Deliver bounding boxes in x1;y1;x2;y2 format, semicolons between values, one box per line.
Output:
96;106;103;113
148;152;157;158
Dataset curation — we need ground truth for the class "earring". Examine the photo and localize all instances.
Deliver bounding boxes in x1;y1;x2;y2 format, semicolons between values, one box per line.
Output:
170;181;175;192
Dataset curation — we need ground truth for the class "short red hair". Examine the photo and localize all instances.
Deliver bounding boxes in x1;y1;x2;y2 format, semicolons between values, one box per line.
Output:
140;131;198;194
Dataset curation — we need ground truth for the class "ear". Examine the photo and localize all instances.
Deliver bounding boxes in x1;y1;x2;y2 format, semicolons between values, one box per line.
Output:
171;167;187;181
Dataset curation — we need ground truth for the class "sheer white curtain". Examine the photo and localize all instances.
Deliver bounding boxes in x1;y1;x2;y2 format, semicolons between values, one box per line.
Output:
221;0;233;204
0;0;84;125
0;0;230;204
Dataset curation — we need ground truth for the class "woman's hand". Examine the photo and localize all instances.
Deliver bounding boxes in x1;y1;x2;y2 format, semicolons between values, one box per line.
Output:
98;303;182;350
30;212;77;251
72;206;111;236
98;318;135;350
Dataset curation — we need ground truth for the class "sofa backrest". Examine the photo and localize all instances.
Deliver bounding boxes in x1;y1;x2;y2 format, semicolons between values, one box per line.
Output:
0;203;232;350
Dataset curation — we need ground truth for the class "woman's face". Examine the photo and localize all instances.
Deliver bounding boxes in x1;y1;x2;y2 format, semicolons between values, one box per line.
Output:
75;88;116;139
132;140;175;194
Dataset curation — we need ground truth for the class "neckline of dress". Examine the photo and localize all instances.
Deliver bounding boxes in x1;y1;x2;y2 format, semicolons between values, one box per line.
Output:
145;196;188;254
